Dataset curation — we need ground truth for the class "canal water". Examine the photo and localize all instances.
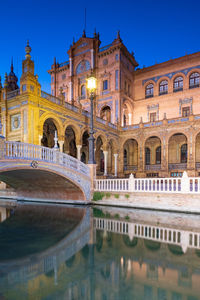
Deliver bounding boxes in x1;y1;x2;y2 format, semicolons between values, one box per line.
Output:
0;203;199;300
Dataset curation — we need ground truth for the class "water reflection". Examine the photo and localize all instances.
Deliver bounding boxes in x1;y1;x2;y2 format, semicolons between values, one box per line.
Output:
0;204;199;299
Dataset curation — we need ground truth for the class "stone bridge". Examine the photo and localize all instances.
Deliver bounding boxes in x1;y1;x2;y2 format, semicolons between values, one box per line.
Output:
0;136;91;202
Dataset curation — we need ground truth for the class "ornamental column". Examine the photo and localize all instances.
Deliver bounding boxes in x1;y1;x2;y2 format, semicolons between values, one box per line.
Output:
91;49;94;69
77;145;82;160
69;81;73;102
69;57;73;76
128;113;132;125
58;141;64;152
103;150;108;176
114;153;118;177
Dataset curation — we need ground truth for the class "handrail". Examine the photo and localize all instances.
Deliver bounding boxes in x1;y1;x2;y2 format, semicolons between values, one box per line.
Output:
3;141;90;177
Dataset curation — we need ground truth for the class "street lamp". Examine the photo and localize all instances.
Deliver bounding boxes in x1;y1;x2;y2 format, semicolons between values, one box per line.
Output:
86;75;97;164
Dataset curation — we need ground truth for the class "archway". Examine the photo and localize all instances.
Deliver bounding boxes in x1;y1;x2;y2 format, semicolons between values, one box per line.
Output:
41;118;58;148
96;136;104;175
100;106;111;123
81;131;89;163
168;133;187;174
145;136;161;172
64;126;77;157
123;139;138;173
195;132;200;170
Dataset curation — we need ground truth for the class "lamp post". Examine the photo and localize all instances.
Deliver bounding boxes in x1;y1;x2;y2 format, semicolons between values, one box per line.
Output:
86;75;97;164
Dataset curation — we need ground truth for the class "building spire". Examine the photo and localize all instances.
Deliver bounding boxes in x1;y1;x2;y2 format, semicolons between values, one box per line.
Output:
25;40;32;59
82;29;86;38
11;57;14;72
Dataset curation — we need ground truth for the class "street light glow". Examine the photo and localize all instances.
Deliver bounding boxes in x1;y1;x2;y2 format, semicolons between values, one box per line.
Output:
87;76;97;91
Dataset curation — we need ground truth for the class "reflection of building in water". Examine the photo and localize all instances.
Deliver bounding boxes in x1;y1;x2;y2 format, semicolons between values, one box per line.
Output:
0;207;200;299
0;207;10;222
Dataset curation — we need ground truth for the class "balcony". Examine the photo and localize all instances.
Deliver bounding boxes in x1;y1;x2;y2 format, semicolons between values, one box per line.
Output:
173;87;183;93
145;164;161;171
169;163;187;170
124;165;138;171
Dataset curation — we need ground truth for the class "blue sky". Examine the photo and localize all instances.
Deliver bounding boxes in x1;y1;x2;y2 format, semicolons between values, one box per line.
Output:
0;0;200;93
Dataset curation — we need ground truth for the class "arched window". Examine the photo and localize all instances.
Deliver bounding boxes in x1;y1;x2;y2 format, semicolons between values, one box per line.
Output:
81;152;86;163
124;149;127;168
145;83;154;98
156;146;161;164
181;144;187;163
81;85;86;99
100;106;111;122
173;76;183;92
189;72;200;89
103;80;108;90
145;147;150;165
159;80;168;95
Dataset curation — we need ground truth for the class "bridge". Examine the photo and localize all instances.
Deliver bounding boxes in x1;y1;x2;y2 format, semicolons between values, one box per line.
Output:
0;136;91;202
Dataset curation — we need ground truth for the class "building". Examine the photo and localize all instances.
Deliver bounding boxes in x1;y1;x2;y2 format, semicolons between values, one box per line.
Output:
1;32;200;178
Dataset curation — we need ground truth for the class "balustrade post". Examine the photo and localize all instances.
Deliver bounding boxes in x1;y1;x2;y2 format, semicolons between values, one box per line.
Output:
114;153;118;177
129;173;135;192
181;171;190;193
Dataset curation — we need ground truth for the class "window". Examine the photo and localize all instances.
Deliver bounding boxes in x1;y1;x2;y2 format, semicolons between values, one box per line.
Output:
22;84;26;92
156;146;161;164
181;144;187;163
124;149;127;167
150;112;156;122
103;59;108;65
182;106;190;117
145;147;150;165
51;90;54;96
30;85;34;92
173;76;183;92
159;80;168;95
124;81;127;92
189;72;200;88
145;83;154;98
81;85;86;99
103;80;108;90
115;54;119;61
51;76;54;83
115;70;119;90
62;74;66;80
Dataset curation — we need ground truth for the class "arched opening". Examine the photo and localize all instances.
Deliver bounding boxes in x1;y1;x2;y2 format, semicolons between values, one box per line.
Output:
195;133;200;171
145;136;161;172
80;85;86;99
64;126;77;157
123;139;138;174
100;106;111;123
168;133;187;173
145;147;150;165
96;136;104;175
41;118;58;148
81;131;89;164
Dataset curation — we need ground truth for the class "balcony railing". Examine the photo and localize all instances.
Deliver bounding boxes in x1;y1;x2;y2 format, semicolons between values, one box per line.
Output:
124;165;138;171
169;163;187;170
145;164;161;171
41;91;61;105
7;89;20;100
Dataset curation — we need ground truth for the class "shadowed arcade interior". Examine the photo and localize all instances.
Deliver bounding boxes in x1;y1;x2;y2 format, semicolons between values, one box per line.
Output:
0;169;85;201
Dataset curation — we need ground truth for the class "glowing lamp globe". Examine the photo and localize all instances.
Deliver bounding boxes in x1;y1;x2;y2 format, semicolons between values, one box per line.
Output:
87;76;97;91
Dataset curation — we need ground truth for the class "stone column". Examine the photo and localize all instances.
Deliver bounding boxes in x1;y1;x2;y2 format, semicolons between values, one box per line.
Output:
69;81;73;102
58;141;64;152
77;145;82;160
114;153;118;177
103;150;108;176
91;49;94;69
69;57;73;76
128;113;132;125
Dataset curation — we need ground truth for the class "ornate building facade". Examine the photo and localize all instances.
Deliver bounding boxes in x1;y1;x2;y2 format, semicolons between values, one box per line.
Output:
1;32;200;178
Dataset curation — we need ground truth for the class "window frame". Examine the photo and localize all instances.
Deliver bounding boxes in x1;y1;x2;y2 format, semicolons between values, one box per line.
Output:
173;76;183;92
145;83;154;98
189;72;200;89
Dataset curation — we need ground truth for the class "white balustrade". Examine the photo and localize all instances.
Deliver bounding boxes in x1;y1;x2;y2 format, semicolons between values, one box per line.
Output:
94;173;200;193
94;217;200;251
3;141;90;177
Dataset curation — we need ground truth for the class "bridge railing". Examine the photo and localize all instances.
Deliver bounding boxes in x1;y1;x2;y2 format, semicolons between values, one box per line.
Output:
3;141;90;177
95;172;200;194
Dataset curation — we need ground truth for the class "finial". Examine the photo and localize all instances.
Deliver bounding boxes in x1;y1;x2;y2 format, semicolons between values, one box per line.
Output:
94;28;97;38
97;32;100;39
73;37;75;45
25;40;32;59
11;57;14;72
54;57;56;65
117;30;120;39
131;51;135;57
82;29;86;38
0;76;2;89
